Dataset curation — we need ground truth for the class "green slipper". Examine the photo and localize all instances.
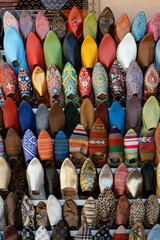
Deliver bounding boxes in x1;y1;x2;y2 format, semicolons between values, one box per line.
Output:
43;30;63;72
140;96;160;137
83;13;98;41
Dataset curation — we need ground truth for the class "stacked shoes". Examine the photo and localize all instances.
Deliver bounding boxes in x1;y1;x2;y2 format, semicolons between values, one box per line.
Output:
1;8;160;110
1;5;160;240
0;191;159;238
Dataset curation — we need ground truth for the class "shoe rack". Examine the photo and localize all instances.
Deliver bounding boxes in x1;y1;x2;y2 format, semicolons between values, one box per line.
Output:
0;97;157;237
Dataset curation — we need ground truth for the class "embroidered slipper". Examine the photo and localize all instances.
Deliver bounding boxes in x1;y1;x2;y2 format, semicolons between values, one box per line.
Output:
62;62;81;107
51;11;67;42
19;11;35;40
68;6;83;44
78;67;94;104
131;11;147;42
0;62;21;105
17;67;34;105
92;62;110;107
147;12;160;41
46;63;65;108
143;64;159;103
98;7;115;40
83;13;98;41
114;13;130;44
3;11;20;36
0;62;17;99
36;12;50;41
109;59;126;107
126;60;143;104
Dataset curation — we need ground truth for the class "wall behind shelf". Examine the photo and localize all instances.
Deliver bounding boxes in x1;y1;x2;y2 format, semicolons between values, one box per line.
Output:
99;0;160;22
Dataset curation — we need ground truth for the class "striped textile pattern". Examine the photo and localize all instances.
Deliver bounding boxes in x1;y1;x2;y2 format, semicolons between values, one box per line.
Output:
108;126;123;156
54;130;69;163
38;130;53;162
124;129;139;160
69;124;88;156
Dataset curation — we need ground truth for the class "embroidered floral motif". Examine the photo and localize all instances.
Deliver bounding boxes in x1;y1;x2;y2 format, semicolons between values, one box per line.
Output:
0;62;17;97
46;63;65;108
18;67;34;103
92;62;110;107
109;60;126;107
143;64;159;103
78;67;94;104
62;62;81;107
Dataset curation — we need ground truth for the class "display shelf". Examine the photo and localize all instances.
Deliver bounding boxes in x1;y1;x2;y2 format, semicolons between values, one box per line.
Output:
0;229;151;237
31;198;160;206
